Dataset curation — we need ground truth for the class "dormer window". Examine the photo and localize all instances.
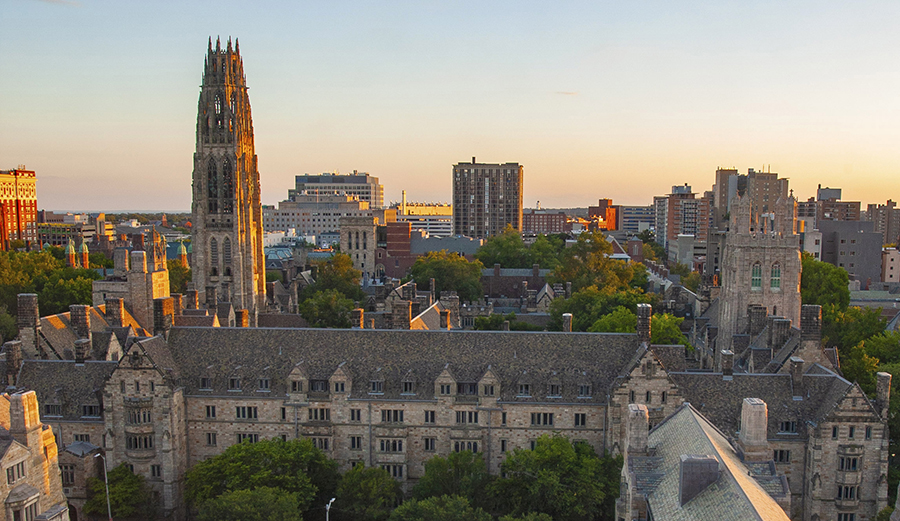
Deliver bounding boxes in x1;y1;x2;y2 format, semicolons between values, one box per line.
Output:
440;384;452;395
291;380;303;393
518;384;531;397
229;378;241;390
402;381;415;395
548;384;561;397
778;421;797;433
578;385;592;398
44;404;62;417
310;380;327;393
482;385;495;396
257;378;270;391
457;383;476;395
370;381;384;394
334;382;345;393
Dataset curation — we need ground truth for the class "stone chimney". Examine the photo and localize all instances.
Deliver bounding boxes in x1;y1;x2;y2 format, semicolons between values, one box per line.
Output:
234;309;249;328
679;455;720;506
562;313;573;333
636;303;652;344
501;320;510;331
429;278;436;302
205;286;218;308
351;308;364;329
3;341;22;388
9;391;41;448
738;397;769;461
393;300;412;330
565;281;572;299
790;356;804;392
16;294;41;358
113;247;129;277
625;404;649;456
185;289;199;310
748;305;768;336
439;309;451;330
532;263;540;278
721;350;733;376
130;250;147;274
767;317;792;350
801;304;822;342
74;338;91;364
171;293;183;316
876;372;892;419
105;297;124;328
69;305;91;343
494;263;501;277
153;297;174;337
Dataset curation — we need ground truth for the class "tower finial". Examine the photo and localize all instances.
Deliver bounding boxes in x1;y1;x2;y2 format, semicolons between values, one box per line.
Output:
235;38;240;54
227;37;232;53
216;36;221;52
208;36;213;52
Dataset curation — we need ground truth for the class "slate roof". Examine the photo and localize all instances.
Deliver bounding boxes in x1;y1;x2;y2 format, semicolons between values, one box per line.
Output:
636;403;790;521
669;368;852;439
257;314;309;328
164;327;640;402
16;360;118;420
38;305;145;358
481;268;553;278
64;441;100;457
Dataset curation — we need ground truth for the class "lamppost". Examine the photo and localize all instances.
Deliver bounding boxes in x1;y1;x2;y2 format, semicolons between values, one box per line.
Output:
325;497;335;521
93;453;113;521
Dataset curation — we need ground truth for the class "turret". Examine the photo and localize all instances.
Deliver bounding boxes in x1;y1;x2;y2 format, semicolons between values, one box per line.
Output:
178;240;189;268
65;240;76;267
79;240;90;268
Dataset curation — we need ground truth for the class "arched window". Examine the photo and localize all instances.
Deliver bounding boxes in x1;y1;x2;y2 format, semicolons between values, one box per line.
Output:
223;237;232;265
751;262;762;289
215;92;224;128
214;94;222;115
207;159;218;213
230;92;236;113
210;238;219;275
222;159;234;214
770;263;781;289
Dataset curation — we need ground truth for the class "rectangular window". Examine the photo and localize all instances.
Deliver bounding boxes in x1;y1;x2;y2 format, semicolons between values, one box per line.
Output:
44;404;62;416
629;390;635;403
370;381;384;394
380;464;403;479
311;437;330;451
381;410;404;423
258;378;270;391
455;411;479;424
838;514;857;521
483;385;495;396
6;461;25;484
135;381;140;392
334;382;345;393
351;436;362;450
440;384;452;395
206;405;216;418
308;408;331;422
457;383;477;395
865;426;872;440
453;440;479;453
531;412;554;426
575;413;587;427
236;433;259;444
291;380;303;393
281;407;287;421
229;378;241;390
151;465;162;478
60;464;75;486
402;381;415;394
424;437;436;451
74;434;90;443
206;432;217;446
773;450;791;463
500;439;508;453
379;439;403;453
81;405;101;417
518;384;531;397
549;384;561;397
350;409;361;422
200;377;211;389
778;421;797;433
836;485;858;500
424;410;435;424
848;426;855;439
645;391;651;403
832;426;838;439
501;412;507;425
310;380;327;392
235;406;258;420
839;456;859;471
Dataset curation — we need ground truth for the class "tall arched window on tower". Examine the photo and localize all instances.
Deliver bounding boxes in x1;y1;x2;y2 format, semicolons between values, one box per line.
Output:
223;238;232;276
751;262;762;289
770;263;781;290
214;92;224;129
222;159;234;214
210;238;219;276
207;159;218;213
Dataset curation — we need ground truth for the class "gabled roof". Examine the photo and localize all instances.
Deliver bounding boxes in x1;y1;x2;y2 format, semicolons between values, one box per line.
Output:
38;305;146;358
16;360;117;421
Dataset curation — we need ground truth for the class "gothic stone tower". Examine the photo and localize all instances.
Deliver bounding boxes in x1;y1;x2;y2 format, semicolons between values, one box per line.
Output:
716;194;801;357
191;37;265;322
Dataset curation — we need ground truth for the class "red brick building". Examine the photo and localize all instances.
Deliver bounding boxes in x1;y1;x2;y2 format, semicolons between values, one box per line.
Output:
0;167;37;249
522;209;567;234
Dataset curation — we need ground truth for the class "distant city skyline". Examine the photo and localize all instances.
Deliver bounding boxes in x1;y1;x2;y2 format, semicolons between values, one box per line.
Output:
2;0;899;212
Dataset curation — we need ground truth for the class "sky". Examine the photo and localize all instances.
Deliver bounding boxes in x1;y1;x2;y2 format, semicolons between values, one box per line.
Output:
2;0;899;212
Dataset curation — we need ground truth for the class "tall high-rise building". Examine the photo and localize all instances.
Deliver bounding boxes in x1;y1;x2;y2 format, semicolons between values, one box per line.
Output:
191;37;265;321
289;171;384;209
866;200;900;246
0;167;37;249
452;157;523;238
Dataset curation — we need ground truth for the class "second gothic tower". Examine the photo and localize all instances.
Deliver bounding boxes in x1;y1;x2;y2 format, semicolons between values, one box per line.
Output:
191;37;265;321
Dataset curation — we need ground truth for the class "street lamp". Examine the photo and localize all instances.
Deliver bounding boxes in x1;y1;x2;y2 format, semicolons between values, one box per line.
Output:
325;497;335;521
93;453;113;521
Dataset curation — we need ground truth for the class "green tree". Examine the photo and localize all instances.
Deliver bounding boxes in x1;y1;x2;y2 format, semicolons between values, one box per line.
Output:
681;271;701;293
549;230;636;293
335;465;401;521
499;514;554;521
185;438;339;519
412;451;494;510
88;252;113;269
800;253;850;311
305;253;366;302
389;495;491;521
587;306;637;333
299;290;355;328
548;286;654;332
409;251;484;302
196;487;303;521
822;305;886;351
0;306;17;342
473;313;543;332
84;463;153;519
650;313;690;348
528;234;564;270
491;435;622;521
37;275;97;316
167;260;191;294
476;225;530;269
267;271;284;283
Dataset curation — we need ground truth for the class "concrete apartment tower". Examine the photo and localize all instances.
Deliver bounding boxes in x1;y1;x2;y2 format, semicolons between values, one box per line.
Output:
452;157;523;238
191;37;265;323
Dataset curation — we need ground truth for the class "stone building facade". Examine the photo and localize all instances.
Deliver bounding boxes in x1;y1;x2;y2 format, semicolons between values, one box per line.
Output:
190;37;265;322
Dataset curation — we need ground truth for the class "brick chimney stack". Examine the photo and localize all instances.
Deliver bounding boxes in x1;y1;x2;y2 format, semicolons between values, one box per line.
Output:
105;297;124;328
636;304;652;344
69;305;91;344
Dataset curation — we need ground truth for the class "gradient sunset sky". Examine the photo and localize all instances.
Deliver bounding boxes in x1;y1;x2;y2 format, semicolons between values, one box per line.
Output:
2;0;899;212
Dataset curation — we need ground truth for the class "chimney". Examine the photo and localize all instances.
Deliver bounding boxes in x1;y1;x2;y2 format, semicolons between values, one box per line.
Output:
113;247;129;277
738;398;769;461
205;286;218;308
105;297;124;328
679;455;720;506
171;294;183;316
15;294;41;358
234;309;249;327
74;338;91;364
429;278;436;302
393;301;412;330
565;281;572;298
532;263;540;278
767;317;792;350
130;250;147;273
494;263;501;277
3;341;22;388
562;313;573;333
790;356;804;392
9;391;41;448
636;303;652;344
502;320;510;331
69;305;91;343
748;305;768;336
721;350;733;376
625;404;649;456
153;297;174;337
185;289;199;310
801;304;822;342
439;309;450;330
876;372;892;419
351;308;364;329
